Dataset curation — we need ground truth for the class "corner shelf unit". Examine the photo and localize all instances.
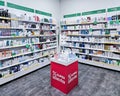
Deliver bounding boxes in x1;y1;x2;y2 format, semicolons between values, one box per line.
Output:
61;20;120;71
0;16;57;85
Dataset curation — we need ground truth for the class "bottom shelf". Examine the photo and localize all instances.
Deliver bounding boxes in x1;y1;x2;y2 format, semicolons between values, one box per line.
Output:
78;59;120;71
0;62;50;85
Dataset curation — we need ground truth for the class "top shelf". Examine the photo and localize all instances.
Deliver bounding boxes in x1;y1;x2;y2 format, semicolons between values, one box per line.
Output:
0;17;56;25
61;21;107;26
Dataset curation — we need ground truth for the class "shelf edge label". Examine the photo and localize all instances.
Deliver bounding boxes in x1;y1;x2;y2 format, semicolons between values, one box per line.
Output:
82;9;106;16
7;2;34;13
64;13;81;18
107;7;120;12
35;10;52;17
0;1;5;6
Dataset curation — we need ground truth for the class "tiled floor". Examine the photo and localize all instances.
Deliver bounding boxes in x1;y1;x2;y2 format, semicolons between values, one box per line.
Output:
0;63;120;96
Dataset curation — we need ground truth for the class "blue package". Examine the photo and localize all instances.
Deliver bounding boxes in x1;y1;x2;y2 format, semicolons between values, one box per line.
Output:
0;31;2;36
77;19;80;23
118;31;120;35
64;25;67;29
16;30;19;36
49;19;52;23
74;42;76;46
107;17;112;21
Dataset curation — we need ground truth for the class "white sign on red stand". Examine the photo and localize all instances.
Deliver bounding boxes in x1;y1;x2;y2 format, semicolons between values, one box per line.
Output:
51;59;78;94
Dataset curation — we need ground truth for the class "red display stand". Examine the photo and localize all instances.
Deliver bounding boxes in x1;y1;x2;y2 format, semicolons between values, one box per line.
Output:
51;59;78;94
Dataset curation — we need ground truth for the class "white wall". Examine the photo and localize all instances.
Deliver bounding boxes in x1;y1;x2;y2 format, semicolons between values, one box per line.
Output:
60;0;120;18
5;0;60;22
2;0;120;21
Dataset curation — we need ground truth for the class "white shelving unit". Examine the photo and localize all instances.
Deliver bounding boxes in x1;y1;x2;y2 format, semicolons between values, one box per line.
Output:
0;62;50;85
78;59;120;71
60;20;120;71
0;15;57;85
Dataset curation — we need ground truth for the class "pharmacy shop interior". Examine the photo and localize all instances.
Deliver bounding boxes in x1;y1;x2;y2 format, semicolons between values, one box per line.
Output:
0;0;120;96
